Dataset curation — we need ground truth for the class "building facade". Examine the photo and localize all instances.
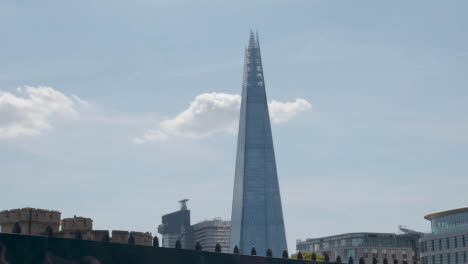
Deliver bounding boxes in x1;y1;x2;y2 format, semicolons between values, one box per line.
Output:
229;32;288;257
420;207;468;264
297;232;419;264
192;218;231;252
158;200;192;249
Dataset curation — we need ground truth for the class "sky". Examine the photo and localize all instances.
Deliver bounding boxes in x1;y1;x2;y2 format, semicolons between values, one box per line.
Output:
1;0;468;254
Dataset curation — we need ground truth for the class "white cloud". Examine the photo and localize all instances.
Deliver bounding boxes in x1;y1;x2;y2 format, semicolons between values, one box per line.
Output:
134;93;311;143
0;86;85;138
269;98;312;124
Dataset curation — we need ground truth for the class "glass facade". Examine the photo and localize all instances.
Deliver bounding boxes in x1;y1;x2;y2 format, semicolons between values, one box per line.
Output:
431;212;468;235
421;209;468;264
229;32;287;257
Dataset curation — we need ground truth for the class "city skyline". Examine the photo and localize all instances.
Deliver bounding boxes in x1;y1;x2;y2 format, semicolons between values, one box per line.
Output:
1;0;468;255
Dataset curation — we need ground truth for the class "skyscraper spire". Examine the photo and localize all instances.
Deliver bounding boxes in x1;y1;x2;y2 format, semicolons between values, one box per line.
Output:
229;32;288;257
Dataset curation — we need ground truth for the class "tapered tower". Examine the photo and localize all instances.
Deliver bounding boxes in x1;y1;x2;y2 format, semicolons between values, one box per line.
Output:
229;32;287;257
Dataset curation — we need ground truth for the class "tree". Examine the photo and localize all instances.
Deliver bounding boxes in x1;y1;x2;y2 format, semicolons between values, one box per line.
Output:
383;258;388;264
233;245;239;254
336;255;342;263
282;250;289;259
266;249;273;257
153;236;159;247
292;251;325;261
349;257;354;264
325;253;330;262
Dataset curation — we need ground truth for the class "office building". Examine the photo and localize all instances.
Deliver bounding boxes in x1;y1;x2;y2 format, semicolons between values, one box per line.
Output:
297;230;420;264
419;207;468;264
192;218;231;252
229;32;288;257
158;199;193;249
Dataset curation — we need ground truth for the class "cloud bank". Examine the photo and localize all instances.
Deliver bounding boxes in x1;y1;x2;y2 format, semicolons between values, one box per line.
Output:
0;86;84;138
134;93;311;143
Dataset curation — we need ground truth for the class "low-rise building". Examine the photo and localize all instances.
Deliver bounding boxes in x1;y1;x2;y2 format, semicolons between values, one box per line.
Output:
297;231;420;264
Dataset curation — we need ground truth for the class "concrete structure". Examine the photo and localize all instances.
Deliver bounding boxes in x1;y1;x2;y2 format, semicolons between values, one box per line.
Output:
297;232;419;264
0;207;152;246
419;207;468;264
192;218;231;252
158;200;192;249
229;32;288;257
0;208;61;235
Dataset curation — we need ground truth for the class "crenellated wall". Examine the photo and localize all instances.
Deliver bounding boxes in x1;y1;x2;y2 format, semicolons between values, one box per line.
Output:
0;208;61;235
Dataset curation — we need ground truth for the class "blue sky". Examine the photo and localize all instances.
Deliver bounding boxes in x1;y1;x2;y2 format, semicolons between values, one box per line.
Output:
1;0;468;253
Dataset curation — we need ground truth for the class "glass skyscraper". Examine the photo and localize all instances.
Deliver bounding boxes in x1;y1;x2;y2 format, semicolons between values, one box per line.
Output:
229;32;288;257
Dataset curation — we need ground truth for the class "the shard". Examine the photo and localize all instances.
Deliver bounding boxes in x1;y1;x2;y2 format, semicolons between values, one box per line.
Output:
229;32;287;257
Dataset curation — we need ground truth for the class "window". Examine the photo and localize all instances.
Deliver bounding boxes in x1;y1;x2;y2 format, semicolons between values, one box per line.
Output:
434;240;439;251
364;249;369;258
441;238;447;250
372;249;378;259
450;253;455;264
391;250;396;259
456;236;463;248
324;242;330;249
402;250;407;260
341;240;346;247
383;249;388;259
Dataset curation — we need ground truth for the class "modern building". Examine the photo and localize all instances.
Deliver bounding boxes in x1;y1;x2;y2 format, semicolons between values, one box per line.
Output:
192;218;231;253
419;207;468;264
158;199;193;249
297;231;420;264
229;32;288;257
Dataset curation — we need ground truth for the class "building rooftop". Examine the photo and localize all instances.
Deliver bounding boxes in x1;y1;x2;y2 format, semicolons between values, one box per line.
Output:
424;206;468;220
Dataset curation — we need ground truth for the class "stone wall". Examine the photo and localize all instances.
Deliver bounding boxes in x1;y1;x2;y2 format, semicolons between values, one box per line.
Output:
0;208;61;235
61;216;93;231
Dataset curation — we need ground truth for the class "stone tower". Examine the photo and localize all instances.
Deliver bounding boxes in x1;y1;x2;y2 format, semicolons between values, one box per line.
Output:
229;32;288;257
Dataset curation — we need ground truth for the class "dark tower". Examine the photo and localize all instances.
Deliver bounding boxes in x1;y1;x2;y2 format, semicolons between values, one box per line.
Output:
229;32;287;257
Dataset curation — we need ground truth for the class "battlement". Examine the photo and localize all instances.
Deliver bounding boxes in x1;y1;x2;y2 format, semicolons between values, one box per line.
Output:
0;208;61;235
0;208;152;246
61;216;93;231
0;208;61;224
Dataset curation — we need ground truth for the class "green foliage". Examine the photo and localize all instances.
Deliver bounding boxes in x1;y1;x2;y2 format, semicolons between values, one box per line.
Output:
292;251;325;261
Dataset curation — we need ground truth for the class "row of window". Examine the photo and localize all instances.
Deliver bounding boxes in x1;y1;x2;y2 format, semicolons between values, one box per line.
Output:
363;249;407;260
423;251;468;264
319;238;413;250
431;212;468;235
421;235;468;253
